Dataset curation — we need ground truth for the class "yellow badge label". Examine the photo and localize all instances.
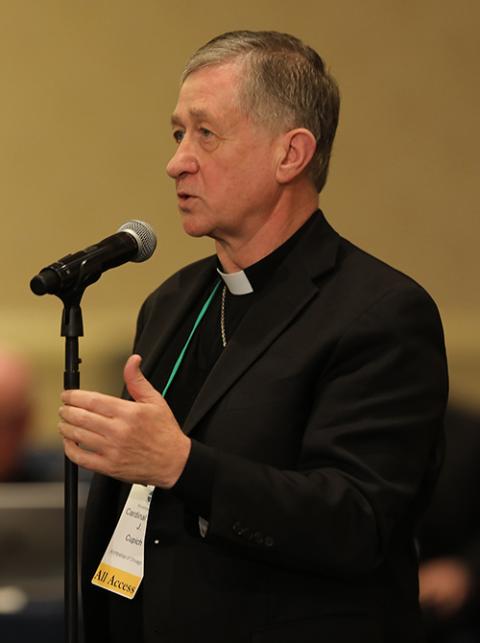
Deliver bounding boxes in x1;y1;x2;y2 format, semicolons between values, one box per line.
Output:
92;562;141;599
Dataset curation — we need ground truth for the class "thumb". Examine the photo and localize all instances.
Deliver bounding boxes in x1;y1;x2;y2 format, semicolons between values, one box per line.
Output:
124;354;161;404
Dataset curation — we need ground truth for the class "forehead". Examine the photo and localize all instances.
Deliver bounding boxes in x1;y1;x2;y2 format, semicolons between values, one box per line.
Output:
172;62;244;124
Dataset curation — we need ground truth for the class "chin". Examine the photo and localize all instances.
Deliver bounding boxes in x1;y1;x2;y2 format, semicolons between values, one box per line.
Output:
181;216;213;239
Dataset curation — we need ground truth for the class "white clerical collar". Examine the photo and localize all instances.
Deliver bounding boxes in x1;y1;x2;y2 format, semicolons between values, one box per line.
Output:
216;267;254;295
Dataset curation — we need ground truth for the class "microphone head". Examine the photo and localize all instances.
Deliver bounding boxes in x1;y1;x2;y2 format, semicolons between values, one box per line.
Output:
117;220;157;262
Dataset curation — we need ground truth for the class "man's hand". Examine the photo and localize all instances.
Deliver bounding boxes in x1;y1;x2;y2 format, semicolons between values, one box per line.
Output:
58;354;191;488
419;557;473;618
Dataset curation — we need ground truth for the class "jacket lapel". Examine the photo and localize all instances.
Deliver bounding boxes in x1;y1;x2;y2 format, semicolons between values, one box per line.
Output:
135;257;218;379
183;212;340;436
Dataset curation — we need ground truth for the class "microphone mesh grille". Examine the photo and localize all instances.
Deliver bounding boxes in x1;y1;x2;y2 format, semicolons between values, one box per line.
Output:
117;220;157;262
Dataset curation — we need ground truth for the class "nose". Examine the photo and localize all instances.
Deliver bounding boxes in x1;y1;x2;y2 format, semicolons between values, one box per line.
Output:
166;139;199;179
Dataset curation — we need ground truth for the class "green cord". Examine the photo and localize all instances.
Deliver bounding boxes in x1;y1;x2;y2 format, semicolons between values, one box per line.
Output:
161;279;222;397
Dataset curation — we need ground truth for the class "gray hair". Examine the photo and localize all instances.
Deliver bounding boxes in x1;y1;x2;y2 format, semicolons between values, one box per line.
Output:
182;31;340;193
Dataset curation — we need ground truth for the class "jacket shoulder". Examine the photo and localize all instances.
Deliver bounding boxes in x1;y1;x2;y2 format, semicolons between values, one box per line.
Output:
140;255;216;315
334;236;440;309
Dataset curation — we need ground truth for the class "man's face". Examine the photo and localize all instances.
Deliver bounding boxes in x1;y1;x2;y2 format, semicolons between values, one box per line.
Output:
167;62;282;243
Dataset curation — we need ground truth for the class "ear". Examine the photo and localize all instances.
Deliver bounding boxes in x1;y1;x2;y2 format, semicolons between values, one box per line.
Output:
275;128;317;185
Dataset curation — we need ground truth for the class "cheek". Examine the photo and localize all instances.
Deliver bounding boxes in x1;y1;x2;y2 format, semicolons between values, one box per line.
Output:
237;165;278;205
202;146;277;213
245;147;277;184
227;156;276;194
201;163;240;203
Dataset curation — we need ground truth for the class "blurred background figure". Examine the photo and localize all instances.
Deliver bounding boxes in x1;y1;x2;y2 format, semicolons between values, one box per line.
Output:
0;347;34;482
418;406;480;643
0;346;62;643
0;346;63;483
0;346;85;643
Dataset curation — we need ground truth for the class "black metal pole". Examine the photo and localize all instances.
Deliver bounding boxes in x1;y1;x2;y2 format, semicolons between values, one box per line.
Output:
64;430;78;643
31;261;103;643
61;301;84;643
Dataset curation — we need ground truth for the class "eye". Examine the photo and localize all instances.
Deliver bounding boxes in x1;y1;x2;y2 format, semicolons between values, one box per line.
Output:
172;129;184;144
199;127;220;150
199;127;214;139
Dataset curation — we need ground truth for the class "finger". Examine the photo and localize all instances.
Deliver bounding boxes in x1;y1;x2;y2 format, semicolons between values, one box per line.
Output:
61;389;128;417
63;437;136;483
59;404;112;436
59;419;108;454
63;437;109;474
124;354;162;404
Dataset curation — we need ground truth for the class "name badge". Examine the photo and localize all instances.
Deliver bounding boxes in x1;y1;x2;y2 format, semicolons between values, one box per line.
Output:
91;483;154;599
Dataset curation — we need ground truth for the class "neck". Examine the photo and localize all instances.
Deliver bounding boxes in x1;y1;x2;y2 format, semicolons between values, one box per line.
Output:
216;190;318;273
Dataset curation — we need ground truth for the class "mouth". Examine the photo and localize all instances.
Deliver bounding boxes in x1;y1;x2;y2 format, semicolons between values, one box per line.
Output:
176;191;198;211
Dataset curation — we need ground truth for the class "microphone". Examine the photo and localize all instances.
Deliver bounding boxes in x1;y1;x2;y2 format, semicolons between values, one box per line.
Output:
30;220;157;296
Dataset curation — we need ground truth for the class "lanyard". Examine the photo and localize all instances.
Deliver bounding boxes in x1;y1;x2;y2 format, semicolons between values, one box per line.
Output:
161;279;222;397
91;279;223;601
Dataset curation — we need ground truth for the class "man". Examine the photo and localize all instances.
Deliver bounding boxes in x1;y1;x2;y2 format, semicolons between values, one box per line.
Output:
59;31;448;643
418;406;480;642
0;348;33;481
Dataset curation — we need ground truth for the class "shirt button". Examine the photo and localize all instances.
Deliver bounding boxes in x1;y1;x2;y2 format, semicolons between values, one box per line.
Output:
153;539;160;545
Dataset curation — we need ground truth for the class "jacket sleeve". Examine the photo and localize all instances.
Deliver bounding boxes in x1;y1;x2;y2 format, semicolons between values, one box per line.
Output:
173;284;448;574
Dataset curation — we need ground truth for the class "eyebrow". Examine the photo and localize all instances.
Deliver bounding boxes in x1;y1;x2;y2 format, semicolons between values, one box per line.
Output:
170;107;211;127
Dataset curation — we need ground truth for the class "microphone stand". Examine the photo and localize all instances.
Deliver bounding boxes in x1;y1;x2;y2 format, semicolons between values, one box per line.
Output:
30;231;154;641
61;289;85;643
30;224;155;641
38;263;102;643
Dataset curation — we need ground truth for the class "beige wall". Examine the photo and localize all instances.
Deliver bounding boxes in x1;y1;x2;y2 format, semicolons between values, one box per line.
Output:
0;0;478;442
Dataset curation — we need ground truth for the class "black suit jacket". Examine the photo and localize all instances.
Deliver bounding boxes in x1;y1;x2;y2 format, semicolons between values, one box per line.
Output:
82;212;448;643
